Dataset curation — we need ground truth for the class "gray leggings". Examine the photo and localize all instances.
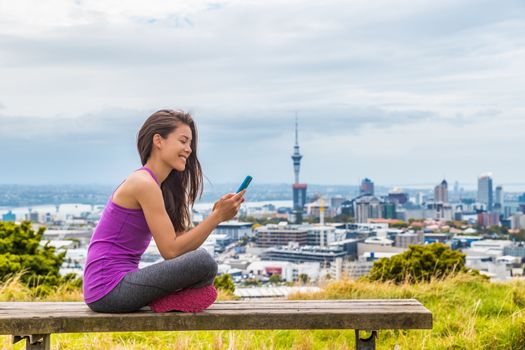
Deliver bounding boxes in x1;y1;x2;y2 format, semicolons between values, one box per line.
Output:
86;248;218;313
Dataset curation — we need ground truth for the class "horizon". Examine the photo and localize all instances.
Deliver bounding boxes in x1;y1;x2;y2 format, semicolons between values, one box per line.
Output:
1;181;525;193
1;180;525;196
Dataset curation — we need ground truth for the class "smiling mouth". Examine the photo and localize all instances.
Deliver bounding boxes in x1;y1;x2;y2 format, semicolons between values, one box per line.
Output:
179;156;187;162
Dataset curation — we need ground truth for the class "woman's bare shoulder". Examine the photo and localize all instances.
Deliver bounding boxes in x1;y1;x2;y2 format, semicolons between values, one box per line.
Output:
112;171;157;209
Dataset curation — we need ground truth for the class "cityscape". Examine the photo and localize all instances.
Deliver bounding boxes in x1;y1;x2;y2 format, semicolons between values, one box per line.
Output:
1;1;524;347
1;120;524;299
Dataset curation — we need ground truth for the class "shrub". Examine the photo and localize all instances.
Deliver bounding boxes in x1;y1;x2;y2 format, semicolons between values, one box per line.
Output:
367;242;469;283
0;221;82;293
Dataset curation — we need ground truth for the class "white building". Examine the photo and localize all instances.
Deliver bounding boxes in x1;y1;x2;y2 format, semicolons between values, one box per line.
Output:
305;199;333;218
357;242;406;258
363;236;394;246
462;240;517;281
307;224;336;247
246;260;320;283
214;220;253;240
465;254;520;281
347;261;375;279
469;240;514;256
511;214;525;230
395;231;424;248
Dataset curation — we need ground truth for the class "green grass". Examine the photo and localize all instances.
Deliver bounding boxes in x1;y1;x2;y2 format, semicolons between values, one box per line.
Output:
1;272;524;349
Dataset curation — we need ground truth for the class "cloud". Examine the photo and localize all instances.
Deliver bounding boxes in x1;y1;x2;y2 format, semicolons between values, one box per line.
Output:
0;108;146;142
0;104;437;144
0;0;524;186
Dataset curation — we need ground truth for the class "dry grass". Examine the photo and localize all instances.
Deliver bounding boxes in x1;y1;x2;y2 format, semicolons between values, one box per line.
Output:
2;272;524;349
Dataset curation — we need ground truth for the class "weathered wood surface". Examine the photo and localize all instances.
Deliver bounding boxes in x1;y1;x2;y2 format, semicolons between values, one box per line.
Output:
0;299;432;335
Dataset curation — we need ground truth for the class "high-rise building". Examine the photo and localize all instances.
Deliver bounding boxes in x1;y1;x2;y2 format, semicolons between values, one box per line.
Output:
354;196;382;223
477;211;499;227
434;179;448;203
360;178;374;196
416;192;426;206
382;201;397;219
495;185;503;210
340;200;353;216
387;188;408;205
453;181;459;194
330;196;345;215
291;117;307;223
477;173;493;211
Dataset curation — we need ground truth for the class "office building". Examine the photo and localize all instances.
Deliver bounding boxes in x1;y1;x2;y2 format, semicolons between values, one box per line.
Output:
395;231;424;248
477;173;494;211
387;188;408;205
382;201;397;219
495;185;503;209
306;225;336;247
340;200;353;216
215;221;253;240
434;179;448;203
330;196;345;215
354;196;382;223
477;211;499;228
1;210;16;222
504;243;525;258
255;224;309;248
26;211;39;223
261;244;349;267
511;214;525;230
360;178;374;196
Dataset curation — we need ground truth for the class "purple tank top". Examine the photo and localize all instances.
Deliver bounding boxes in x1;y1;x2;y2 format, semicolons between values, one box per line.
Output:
83;166;159;304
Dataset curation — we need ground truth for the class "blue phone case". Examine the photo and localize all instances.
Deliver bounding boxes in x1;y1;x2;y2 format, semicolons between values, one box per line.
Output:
236;176;253;193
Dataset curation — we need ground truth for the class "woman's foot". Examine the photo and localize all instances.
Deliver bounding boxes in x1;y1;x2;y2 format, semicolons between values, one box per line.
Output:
148;284;218;313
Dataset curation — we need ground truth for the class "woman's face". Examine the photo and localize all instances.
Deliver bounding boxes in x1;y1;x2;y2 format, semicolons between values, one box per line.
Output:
159;123;193;172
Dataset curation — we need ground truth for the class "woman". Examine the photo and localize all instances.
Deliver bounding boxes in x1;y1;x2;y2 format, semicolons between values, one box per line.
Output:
83;109;246;313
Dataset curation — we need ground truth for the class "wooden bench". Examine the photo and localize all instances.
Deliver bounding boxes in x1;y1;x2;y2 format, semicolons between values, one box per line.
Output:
0;299;432;350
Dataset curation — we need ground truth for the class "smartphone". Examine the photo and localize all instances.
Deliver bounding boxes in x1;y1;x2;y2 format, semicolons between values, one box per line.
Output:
236;175;253;193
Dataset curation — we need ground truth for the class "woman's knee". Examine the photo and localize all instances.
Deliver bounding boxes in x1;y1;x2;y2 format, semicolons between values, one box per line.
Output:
192;248;218;279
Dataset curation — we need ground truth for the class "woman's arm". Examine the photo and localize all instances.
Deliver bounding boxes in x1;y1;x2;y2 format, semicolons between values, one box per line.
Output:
133;177;244;259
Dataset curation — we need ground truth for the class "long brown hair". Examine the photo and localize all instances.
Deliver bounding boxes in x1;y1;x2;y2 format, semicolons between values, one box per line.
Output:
136;109;203;233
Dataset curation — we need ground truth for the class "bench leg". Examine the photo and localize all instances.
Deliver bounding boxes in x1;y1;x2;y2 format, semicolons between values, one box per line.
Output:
355;329;377;350
12;334;51;350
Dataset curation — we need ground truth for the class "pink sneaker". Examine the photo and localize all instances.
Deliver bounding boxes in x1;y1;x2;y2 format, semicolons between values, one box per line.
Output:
148;285;218;313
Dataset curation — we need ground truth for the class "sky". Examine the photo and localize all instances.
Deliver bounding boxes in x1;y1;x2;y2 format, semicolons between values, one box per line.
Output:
0;0;524;190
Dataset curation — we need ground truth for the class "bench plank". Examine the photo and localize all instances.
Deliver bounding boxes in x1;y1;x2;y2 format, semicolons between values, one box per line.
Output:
0;299;432;335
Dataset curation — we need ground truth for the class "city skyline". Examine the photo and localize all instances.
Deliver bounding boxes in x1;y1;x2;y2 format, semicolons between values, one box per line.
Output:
1;1;524;186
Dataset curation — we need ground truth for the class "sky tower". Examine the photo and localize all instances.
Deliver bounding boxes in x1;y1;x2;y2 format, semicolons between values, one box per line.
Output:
291;117;302;183
291;116;307;224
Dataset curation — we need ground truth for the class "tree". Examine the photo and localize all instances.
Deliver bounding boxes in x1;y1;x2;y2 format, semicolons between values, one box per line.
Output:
298;273;310;284
511;230;525;242
239;236;249;247
238;216;283;226
446;220;468;229
242;278;261;286
0;221;79;290
390;220;408;229
269;274;281;284
328;214;354;223
214;273;235;293
367;242;468;284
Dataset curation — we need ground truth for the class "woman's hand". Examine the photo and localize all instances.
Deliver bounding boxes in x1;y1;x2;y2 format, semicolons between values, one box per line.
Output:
211;189;246;222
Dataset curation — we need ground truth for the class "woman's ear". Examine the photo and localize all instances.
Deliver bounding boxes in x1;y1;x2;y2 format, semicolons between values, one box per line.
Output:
152;133;163;149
